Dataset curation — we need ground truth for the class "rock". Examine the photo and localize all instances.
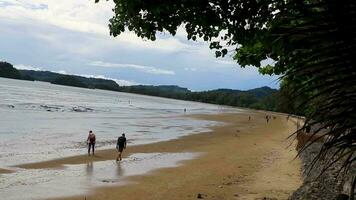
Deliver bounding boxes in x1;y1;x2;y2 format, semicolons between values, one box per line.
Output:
197;193;203;199
72;106;93;112
218;185;223;188
101;179;115;183
289;142;355;200
223;182;233;185
335;194;349;200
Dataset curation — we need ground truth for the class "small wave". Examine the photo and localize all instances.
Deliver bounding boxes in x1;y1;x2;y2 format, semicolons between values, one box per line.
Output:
69;139;117;149
40;104;64;112
71;106;94;112
0;104;15;109
136;130;151;133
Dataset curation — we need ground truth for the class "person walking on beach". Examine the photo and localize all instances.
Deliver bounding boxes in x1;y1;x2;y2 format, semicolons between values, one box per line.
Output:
116;133;127;161
87;130;96;156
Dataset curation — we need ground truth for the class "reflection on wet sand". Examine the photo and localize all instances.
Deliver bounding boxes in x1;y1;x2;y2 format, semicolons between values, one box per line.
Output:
0;153;199;200
116;162;124;177
86;161;93;176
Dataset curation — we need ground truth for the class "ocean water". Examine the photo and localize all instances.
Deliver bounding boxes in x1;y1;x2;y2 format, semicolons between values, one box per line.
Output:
0;78;239;167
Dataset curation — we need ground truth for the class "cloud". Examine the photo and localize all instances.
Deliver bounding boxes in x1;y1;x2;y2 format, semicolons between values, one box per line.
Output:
77;74;138;86
114;79;137;86
0;0;109;35
54;70;67;74
0;0;195;53
184;67;197;71
0;1;48;10
0;1;278;90
74;73;139;86
115;33;195;53
215;59;237;65
89;61;175;75
14;64;43;71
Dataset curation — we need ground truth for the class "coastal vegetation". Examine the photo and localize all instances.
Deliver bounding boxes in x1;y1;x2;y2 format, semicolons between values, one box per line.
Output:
0;61;22;79
97;0;355;179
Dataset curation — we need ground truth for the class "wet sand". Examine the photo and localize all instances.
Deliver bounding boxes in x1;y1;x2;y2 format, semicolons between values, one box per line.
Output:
16;112;302;200
0;168;12;174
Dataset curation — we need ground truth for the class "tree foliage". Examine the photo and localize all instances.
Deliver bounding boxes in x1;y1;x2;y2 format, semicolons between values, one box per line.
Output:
0;61;22;79
98;0;356;173
51;75;87;88
116;85;278;110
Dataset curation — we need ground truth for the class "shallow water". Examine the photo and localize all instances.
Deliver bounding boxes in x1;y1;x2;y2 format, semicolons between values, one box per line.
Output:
0;153;200;200
0;78;239;167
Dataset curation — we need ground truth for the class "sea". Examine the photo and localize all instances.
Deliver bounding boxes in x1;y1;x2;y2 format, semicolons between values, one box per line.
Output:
0;77;241;167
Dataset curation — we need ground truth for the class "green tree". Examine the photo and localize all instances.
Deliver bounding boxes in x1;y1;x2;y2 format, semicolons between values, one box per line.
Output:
0;61;22;79
97;0;356;173
51;75;87;88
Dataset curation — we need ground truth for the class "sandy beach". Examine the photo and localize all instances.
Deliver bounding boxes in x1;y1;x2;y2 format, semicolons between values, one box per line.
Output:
12;112;302;200
0;168;12;174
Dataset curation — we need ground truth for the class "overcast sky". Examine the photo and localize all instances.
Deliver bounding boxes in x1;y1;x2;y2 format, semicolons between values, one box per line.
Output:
0;0;278;91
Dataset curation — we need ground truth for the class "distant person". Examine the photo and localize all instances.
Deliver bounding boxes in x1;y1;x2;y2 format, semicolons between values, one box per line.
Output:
305;125;311;133
116;133;127;161
87;130;96;156
184;108;186;113
248;116;251;121
266;115;270;123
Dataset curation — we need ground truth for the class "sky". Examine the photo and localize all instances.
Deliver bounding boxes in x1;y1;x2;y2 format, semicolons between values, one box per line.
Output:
0;0;279;91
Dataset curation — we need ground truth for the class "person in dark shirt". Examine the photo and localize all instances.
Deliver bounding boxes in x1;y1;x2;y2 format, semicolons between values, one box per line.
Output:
87;130;96;156
116;133;127;161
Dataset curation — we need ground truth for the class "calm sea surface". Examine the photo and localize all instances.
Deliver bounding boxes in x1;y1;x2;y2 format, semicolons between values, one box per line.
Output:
0;77;240;167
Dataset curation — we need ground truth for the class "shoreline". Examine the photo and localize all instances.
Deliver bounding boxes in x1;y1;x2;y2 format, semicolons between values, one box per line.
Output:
13;114;225;170
0;168;12;174
11;112;232;170
7;112;302;200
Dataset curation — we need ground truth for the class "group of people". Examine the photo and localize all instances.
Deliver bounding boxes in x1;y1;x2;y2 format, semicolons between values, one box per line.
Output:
87;130;127;161
265;115;277;123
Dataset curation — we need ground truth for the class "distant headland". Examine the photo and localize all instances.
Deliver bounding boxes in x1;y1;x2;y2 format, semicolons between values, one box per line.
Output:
1;61;279;112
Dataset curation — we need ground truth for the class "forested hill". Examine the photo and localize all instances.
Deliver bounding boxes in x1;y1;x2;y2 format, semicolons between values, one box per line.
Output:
0;61;119;90
0;61;279;112
20;69;119;90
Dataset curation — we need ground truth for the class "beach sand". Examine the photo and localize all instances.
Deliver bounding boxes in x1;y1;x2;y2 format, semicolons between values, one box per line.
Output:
0;168;12;174
15;112;302;200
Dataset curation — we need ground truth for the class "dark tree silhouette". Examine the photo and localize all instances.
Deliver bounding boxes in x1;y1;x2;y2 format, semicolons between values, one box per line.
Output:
0;61;22;79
